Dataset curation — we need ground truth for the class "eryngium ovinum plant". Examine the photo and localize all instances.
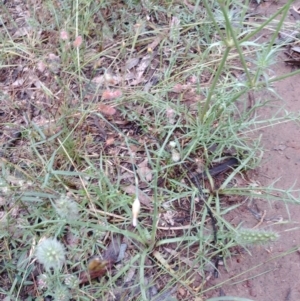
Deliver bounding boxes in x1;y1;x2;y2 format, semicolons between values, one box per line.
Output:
35;195;80;301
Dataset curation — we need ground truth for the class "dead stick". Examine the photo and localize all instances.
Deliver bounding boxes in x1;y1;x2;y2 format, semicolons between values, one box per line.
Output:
252;210;266;229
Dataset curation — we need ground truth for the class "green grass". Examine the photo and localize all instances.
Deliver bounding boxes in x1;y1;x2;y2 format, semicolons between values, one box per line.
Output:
1;0;300;300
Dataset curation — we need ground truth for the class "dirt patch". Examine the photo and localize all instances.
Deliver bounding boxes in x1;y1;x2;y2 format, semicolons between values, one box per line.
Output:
206;3;300;300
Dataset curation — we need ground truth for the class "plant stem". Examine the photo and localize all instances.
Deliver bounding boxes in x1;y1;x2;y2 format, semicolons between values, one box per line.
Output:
200;47;230;123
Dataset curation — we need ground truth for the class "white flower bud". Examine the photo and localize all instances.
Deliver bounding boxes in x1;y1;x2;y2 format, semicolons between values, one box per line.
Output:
132;198;141;227
171;149;180;162
169;141;176;148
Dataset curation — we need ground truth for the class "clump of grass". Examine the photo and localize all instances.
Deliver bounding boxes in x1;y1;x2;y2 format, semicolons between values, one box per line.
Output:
0;0;299;300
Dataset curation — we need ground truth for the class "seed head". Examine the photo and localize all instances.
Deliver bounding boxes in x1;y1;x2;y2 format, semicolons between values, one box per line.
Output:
235;228;279;246
53;195;79;219
35;238;66;271
64;274;79;289
53;285;71;301
37;273;50;290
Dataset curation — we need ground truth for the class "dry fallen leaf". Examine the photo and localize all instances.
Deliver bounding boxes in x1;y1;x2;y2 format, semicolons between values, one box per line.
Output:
12;78;25;87
172;84;189;93
293;5;300;13
73;35;83;47
291;46;300;54
105;137;115;146
104;73;121;85
125;57;140;70
166;107;175;124
137;159;152;182
13;26;31;38
48;53;60;60
60;30;69;40
98;104;117;116
188;75;198;84
163;211;175;226
130;54;152;85
36;61;46;73
121;185;152;207
47;53;61;74
146;31;167;52
79;236;121;284
102;90;122;100
91;75;105;85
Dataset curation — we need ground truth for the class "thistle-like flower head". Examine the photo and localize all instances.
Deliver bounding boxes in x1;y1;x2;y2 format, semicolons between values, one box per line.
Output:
53;285;71;301
53;195;79;219
35;238;66;271
64;274;79;289
37;273;50;290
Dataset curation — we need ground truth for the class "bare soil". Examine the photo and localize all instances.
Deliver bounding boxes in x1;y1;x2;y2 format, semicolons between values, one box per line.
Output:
206;2;300;300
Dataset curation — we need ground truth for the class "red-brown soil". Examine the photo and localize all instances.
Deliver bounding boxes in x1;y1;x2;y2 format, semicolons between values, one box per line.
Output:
206;2;300;300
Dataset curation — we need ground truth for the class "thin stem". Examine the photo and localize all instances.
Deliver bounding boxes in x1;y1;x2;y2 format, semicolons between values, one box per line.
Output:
266;0;294;52
200;47;230;123
240;1;293;44
270;68;300;83
203;0;225;41
217;0;253;86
